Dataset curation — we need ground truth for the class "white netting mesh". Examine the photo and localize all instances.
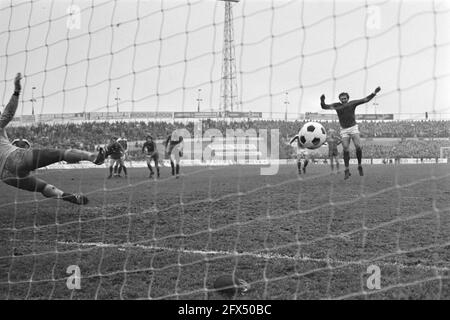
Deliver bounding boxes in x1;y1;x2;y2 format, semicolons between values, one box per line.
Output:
0;0;449;300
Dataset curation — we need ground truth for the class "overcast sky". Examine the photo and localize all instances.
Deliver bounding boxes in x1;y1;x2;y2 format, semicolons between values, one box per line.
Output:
1;0;449;119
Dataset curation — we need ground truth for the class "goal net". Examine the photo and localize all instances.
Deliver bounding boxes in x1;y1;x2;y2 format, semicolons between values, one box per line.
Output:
1;0;449;300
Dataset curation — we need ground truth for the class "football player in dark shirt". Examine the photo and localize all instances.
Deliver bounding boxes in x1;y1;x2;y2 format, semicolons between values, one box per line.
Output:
165;131;184;178
142;135;159;178
320;87;381;179
105;136;125;179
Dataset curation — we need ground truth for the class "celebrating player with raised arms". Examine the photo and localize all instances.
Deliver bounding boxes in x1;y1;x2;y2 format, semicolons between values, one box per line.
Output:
165;131;184;179
0;73;106;205
321;87;381;179
326;128;342;173
289;134;310;175
142;134;159;178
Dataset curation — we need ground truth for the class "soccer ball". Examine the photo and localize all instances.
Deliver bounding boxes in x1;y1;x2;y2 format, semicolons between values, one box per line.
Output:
298;122;327;149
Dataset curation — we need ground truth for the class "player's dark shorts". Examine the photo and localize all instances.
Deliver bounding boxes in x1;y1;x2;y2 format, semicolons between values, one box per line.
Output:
1;148;31;180
146;153;159;162
329;149;339;157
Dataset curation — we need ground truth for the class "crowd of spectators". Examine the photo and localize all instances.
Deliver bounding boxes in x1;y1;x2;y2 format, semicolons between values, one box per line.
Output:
357;120;449;138
7;119;450;159
361;140;450;159
200;119;450;139
282;139;450;160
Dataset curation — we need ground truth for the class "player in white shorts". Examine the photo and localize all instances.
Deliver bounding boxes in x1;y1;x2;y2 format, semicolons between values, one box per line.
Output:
321;87;381;179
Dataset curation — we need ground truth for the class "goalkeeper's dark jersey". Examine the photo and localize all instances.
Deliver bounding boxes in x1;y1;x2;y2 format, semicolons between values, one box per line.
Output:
321;93;376;129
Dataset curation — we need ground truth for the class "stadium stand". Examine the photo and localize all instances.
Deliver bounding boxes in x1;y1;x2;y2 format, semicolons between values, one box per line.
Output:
7;120;450;160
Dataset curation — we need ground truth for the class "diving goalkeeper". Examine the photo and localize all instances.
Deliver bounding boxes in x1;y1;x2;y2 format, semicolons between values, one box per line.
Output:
0;73;106;205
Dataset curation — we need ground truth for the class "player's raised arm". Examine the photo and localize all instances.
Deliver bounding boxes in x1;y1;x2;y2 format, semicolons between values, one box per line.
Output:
320;94;340;110
164;135;171;148
0;73;22;129
348;87;381;107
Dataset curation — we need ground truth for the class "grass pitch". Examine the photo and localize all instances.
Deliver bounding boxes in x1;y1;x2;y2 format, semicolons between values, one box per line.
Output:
1;163;449;299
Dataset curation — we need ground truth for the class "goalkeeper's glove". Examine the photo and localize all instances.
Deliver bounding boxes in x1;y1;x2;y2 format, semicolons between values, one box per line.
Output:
320;94;325;101
179;150;183;157
374;86;381;94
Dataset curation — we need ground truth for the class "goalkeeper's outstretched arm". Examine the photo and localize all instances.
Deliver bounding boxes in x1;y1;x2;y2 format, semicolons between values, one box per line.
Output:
0;73;22;129
164;136;171;148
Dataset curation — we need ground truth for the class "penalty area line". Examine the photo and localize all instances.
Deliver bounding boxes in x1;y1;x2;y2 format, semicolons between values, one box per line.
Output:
57;241;450;273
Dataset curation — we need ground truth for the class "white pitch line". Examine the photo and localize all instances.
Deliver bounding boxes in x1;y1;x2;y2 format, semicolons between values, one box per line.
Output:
58;241;450;273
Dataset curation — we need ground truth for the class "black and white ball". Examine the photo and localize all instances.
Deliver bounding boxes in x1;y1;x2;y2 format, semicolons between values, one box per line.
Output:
298;122;327;149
